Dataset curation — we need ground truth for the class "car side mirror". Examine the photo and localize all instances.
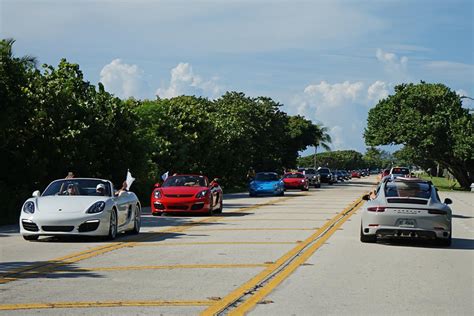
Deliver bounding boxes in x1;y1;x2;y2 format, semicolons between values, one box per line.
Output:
443;198;452;205
362;194;371;201
32;190;40;197
154;182;161;188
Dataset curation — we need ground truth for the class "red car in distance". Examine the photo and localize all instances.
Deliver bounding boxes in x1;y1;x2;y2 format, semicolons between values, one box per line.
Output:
282;172;309;191
351;171;361;178
151;174;223;216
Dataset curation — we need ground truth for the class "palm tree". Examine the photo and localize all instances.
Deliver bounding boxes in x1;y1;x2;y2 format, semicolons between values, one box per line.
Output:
313;125;332;169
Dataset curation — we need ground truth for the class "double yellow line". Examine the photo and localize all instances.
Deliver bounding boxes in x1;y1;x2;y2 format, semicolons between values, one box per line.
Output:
201;196;364;315
0;196;293;285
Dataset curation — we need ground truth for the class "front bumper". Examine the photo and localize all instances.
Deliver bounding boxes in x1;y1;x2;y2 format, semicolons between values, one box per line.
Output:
152;198;210;214
19;212;110;237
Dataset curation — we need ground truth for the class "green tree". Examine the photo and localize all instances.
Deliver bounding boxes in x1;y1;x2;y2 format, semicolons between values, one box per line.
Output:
365;82;474;189
311;125;332;169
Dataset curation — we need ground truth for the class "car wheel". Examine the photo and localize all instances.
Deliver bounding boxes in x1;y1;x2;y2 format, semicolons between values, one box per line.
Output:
23;235;39;241
107;209;118;240
315;183;321;188
130;204;141;235
215;197;223;214
249;192;256;197
302;187;309;191
360;226;376;243
437;229;452;247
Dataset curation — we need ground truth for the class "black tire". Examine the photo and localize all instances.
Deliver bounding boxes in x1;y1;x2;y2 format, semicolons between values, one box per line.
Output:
214;198;223;214
107;209;118;240
279;191;285;196
437;229;452;247
130;204;141;235
360;226;377;243
314;183;321;188
302;187;309;191
249;192;256;197
329;182;333;185
23;235;39;241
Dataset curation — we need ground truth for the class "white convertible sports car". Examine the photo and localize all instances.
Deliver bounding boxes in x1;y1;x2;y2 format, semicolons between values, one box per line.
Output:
19;178;141;241
360;177;452;246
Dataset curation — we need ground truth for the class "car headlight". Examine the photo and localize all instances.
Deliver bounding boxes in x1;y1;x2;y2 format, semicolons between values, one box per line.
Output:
23;201;35;214
301;179;305;183
195;190;209;198
154;190;162;199
87;201;106;214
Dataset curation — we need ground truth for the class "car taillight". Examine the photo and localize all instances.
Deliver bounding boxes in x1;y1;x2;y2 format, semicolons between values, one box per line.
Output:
367;206;385;212
428;209;447;215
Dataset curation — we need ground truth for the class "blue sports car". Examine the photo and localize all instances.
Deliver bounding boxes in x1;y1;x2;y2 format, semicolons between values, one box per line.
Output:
249;172;285;197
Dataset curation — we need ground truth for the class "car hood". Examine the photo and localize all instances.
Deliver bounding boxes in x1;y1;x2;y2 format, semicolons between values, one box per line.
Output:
35;196;108;214
160;186;207;195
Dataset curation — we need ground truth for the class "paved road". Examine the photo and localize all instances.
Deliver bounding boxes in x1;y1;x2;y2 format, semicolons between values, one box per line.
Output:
0;177;472;315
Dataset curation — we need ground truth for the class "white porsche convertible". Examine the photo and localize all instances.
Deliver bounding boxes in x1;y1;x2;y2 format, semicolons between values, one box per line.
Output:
19;178;141;241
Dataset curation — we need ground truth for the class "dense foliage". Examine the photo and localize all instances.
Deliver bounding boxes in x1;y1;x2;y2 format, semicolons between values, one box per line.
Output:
0;39;322;224
364;82;474;189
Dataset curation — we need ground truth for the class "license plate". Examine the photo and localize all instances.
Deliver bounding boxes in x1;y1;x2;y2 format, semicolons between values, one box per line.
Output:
397;219;416;228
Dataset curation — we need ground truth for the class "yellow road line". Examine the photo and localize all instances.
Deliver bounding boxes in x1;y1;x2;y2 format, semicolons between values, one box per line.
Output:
0;300;213;311
200;197;364;316
221;219;327;222
133;241;298;246
0;196;295;284
188;228;317;231
44;263;270;272
229;200;364;315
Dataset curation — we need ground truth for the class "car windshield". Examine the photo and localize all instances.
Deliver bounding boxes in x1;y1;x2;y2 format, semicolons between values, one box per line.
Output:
255;173;279;181
384;181;431;199
391;167;410;175
318;168;329;174
284;173;305;178
162;175;207;187
42;179;111;197
305;169;316;174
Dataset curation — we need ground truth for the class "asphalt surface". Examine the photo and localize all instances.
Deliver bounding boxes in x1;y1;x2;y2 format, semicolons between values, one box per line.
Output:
0;176;472;315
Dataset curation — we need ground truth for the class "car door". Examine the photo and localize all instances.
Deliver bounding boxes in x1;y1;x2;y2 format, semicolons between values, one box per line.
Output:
112;183;133;227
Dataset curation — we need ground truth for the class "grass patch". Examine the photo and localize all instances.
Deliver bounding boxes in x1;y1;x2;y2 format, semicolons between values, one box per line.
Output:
419;174;465;191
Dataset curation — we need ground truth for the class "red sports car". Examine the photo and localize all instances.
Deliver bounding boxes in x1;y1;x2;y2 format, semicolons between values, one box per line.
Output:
351;171;361;178
282;172;309;191
151;174;223;216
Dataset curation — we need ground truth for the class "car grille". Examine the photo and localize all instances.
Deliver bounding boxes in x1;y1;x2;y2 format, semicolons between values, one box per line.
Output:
165;194;193;198
387;198;428;205
191;203;205;210
22;221;39;232
42;226;74;232
153;203;165;210
168;205;188;210
78;221;100;232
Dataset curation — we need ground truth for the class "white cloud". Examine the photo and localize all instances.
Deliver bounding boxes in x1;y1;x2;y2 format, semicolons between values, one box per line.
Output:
303;81;364;108
156;63;222;99
289;80;394;153
100;59;147;99
368;81;389;103
376;48;409;80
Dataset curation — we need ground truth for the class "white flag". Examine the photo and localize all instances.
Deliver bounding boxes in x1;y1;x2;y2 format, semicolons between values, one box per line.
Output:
126;169;135;190
161;171;169;181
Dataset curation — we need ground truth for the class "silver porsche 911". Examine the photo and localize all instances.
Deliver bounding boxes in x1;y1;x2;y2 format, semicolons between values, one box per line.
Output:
19;178;141;241
360;177;452;246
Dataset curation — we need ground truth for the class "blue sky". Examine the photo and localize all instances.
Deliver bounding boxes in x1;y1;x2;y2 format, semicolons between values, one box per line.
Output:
1;0;473;155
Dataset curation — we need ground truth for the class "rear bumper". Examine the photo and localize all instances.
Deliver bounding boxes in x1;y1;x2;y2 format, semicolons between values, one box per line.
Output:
362;225;450;239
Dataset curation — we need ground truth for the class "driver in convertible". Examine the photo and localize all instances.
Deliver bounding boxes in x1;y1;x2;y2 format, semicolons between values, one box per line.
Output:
96;183;107;196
